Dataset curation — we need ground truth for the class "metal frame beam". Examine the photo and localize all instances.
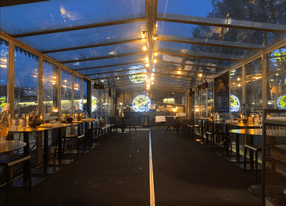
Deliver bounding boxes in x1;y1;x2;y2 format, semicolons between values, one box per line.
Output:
157;60;229;70
158;50;243;62
60;51;147;64
157;35;266;51
43;39;143;53
74;61;145;71
154;72;212;79
12;17;146;38
157;13;286;34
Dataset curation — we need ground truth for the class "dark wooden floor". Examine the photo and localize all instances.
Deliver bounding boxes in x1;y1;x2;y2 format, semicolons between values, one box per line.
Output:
0;129;261;206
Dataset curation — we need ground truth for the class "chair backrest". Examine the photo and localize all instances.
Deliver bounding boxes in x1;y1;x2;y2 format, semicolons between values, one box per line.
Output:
109;116;117;124
165;116;175;125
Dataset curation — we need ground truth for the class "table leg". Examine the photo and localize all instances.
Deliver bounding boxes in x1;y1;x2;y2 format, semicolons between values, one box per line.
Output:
58;127;62;165
44;130;48;171
236;133;240;162
23;132;30;182
90;122;94;147
85;122;88;148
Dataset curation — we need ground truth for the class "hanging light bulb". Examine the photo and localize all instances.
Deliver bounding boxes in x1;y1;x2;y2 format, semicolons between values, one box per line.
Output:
154;52;158;56
153;59;157;63
143;46;147;51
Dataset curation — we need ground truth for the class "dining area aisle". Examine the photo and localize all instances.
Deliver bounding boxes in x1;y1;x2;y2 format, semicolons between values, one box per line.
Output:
2;129;261;206
151;129;261;206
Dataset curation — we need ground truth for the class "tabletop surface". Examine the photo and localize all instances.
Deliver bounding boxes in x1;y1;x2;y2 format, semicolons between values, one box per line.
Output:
229;129;262;135
9;127;48;133
0;140;26;154
226;122;261;127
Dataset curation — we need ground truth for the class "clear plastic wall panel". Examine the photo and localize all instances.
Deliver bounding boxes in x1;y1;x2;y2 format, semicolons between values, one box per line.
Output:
266;46;286;109
245;59;262;114
0;39;8;112
91;87;101;118
79;63;146;76
17;22;146;52
214;72;229;115
0;0;145;35
61;69;72;114
64;53;147;70
156;41;258;61
42;61;59;115
156;21;285;49
14;48;39;117
230;68;242;117
207;81;214;117
48;41;146;62
158;1;286;25
74;75;82;113
83;80;87;113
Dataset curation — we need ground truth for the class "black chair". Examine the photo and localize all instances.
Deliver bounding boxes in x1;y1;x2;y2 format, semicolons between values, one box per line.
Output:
0;155;32;206
124;117;138;133
109;116;125;133
62;123;85;158
205;121;227;152
193;119;203;139
187;119;195;138
165;117;180;134
244;144;262;181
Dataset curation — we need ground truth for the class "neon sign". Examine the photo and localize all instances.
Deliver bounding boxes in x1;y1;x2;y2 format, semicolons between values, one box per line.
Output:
230;94;240;112
277;95;286;109
132;95;151;112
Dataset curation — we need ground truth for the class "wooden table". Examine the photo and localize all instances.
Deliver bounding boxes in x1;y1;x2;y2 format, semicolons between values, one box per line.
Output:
0;140;26;154
228;129;262;162
228;129;263;198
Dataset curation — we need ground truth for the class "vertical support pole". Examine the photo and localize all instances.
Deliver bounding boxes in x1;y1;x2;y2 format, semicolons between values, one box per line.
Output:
58;67;61;119
194;89;197;118
229;70;231;118
81;78;83;112
206;87;208;117
87;81;92;117
38;56;43;115
72;73;74;116
242;64;246;106
262;54;267;109
8;42;15;121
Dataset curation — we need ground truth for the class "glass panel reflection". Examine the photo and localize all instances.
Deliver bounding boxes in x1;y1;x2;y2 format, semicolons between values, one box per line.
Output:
74;75;82;113
14;48;39;117
83;79;87;113
18;22;146;52
267;46;286;109
42;61;58;115
245;59;262;114
0;39;8;112
230;67;242;117
61;69;72;114
0;0;145;35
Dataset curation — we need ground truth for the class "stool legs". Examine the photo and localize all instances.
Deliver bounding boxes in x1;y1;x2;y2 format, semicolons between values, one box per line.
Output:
255;151;258;181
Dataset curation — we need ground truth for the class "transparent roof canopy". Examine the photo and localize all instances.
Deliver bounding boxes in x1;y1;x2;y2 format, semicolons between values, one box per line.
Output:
1;0;285;93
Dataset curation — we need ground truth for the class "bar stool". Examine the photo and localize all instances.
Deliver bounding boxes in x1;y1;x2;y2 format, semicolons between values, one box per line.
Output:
244;144;262;181
62;123;85;158
0;155;32;206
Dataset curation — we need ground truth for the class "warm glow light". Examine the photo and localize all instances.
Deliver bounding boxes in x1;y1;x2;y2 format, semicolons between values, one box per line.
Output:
143;46;147;51
238;84;241;87
177;71;181;74
156;23;158;27
198;74;202;77
151;76;154;81
152;82;154;84
33;75;37;78
195;108;200;112
154;52;158;56
62;85;67;88
153;59;157;63
64;80;67;82
151;73;154;76
237;78;240;81
173;108;177;112
145;57;149;62
146;63;149;67
153;36;157;40
233;83;235;85
276;73;279;76
0;65;7;68
52;76;56;79
0;58;7;62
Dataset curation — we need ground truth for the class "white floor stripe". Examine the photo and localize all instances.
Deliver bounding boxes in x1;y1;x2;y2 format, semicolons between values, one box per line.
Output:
149;130;156;206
